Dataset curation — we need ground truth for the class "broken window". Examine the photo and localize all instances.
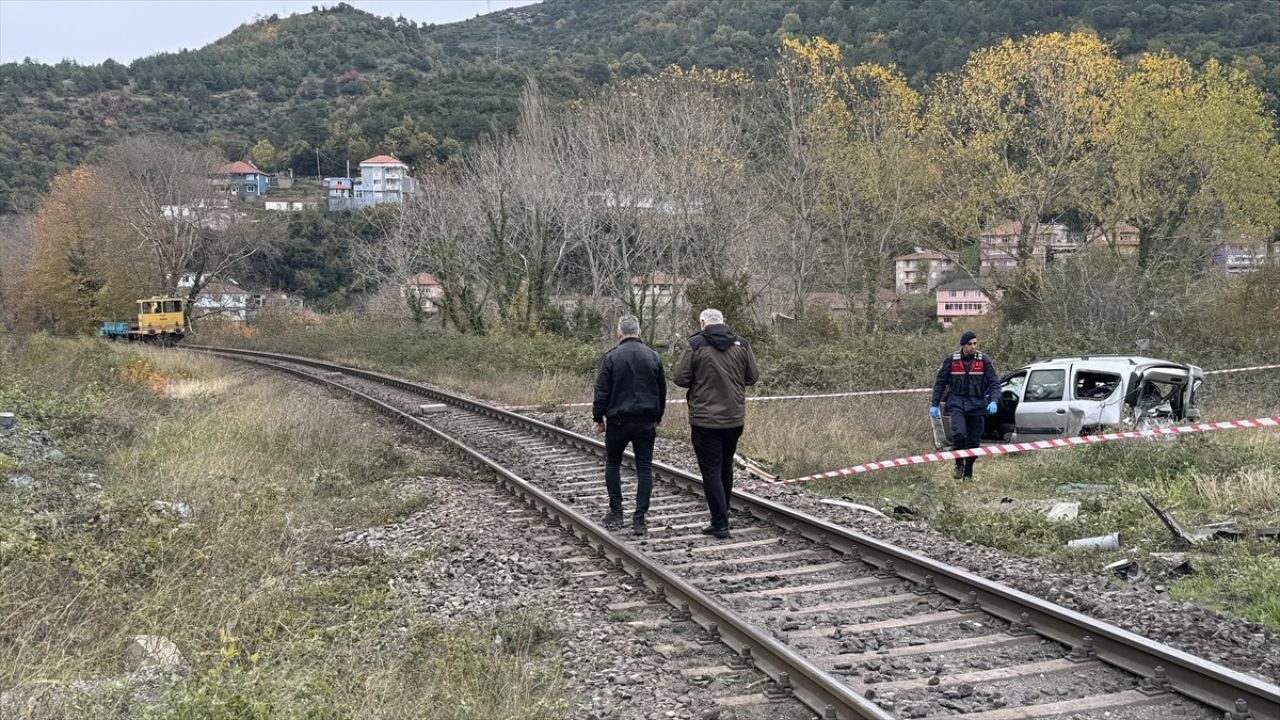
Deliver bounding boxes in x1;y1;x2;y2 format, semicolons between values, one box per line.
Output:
1074;371;1120;400
1024;369;1066;402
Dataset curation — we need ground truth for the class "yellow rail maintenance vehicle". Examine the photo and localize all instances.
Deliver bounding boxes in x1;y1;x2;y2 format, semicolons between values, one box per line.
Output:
99;297;189;344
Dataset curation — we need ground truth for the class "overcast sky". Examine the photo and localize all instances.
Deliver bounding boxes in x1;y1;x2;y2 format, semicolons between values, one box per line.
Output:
0;0;539;64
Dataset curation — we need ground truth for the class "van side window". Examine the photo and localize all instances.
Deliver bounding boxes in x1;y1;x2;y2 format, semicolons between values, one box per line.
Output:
1074;371;1120;400
1024;369;1065;402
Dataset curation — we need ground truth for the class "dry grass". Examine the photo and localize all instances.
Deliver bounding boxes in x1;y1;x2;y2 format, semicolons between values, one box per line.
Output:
1193;464;1280;514
0;338;572;718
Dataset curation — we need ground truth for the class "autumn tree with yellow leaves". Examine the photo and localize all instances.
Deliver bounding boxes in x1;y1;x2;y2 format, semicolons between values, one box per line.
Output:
925;32;1122;278
30;167;146;332
1088;54;1280;267
778;37;935;333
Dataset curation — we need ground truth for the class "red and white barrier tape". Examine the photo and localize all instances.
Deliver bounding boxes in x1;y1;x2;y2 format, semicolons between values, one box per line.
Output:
743;415;1280;493
1205;363;1280;375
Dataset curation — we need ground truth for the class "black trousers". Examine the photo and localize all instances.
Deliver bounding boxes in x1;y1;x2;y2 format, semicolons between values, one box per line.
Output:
690;425;744;530
951;412;985;474
604;419;657;517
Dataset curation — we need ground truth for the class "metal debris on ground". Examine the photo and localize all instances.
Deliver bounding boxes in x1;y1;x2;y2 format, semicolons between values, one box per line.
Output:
819;498;889;518
1066;532;1120;551
1045;501;1080;522
1056;483;1114;495
1140;492;1277;544
733;452;778;484
1104;558;1139;578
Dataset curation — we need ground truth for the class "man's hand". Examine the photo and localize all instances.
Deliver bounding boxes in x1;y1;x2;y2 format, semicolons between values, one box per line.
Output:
593;421;606;434
929;406;941;419
986;401;997;415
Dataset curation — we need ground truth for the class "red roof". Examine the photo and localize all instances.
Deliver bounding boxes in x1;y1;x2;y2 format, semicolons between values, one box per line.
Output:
200;280;248;297
361;155;406;165
407;272;440;286
216;161;265;176
895;249;953;262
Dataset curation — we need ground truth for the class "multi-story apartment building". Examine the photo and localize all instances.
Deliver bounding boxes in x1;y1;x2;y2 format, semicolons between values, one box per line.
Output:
894;249;957;294
935;278;992;328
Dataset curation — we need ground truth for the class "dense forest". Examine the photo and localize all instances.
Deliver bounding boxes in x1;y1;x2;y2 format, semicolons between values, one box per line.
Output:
1;0;1277;214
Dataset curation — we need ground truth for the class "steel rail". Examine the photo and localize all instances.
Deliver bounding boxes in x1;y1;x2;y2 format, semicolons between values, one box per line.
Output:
192;345;1280;720
197;348;893;720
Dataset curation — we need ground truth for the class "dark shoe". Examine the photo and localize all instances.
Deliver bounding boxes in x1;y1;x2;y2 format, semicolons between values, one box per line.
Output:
631;515;647;536
963;471;973;480
952;465;965;480
700;525;730;539
601;510;623;529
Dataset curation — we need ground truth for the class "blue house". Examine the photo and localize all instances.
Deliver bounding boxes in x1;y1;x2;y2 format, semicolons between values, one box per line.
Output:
213;161;271;198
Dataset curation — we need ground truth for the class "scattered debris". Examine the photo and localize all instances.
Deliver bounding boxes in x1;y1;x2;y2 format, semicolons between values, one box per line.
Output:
1140;492;1277;544
1066;532;1120;551
0;412;15;434
417;403;448;414
150;501;192;520
1056;483;1114;495
819;498;889;518
6;474;39;491
123;635;189;674
1045;501;1080;522
734;453;777;484
892;505;916;518
1149;552;1196;575
1104;558;1139;578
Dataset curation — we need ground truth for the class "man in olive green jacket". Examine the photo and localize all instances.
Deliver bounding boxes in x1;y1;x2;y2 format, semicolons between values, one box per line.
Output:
673;308;759;539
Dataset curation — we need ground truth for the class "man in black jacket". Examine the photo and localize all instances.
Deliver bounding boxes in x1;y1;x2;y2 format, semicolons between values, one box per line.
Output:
930;330;1000;479
593;314;666;536
673;308;759;539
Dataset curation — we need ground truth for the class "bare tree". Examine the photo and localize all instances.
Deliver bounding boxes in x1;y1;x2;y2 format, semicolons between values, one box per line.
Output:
362;168;492;332
100;136;271;315
0;213;34;327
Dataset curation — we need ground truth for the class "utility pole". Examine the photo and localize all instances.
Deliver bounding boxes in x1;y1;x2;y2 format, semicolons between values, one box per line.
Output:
489;0;500;60
315;147;321;179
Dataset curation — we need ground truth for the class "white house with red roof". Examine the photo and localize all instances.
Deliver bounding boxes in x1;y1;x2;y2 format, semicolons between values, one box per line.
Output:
403;272;444;312
212;161;270;198
326;155;417;210
355;155;417;206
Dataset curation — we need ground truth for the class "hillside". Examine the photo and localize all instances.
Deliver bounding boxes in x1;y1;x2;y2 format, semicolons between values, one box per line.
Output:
1;0;1277;213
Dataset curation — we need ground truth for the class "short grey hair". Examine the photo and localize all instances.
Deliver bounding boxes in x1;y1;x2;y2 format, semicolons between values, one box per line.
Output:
617;314;641;337
699;308;724;325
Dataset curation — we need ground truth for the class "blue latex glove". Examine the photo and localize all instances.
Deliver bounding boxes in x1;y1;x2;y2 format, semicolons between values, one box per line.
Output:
986;401;998;415
929;406;941;419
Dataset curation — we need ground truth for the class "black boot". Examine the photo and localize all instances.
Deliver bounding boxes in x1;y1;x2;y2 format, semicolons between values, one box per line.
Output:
952;463;965;479
601;509;623;529
631;514;647;536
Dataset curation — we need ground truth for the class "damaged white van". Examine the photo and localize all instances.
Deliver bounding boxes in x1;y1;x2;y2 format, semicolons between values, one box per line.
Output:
985;356;1204;441
936;356;1204;448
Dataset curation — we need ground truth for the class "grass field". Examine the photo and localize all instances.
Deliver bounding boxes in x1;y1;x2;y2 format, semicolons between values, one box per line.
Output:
0;334;571;718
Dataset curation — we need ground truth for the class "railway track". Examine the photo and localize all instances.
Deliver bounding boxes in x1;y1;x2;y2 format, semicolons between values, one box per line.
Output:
191;345;1279;720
